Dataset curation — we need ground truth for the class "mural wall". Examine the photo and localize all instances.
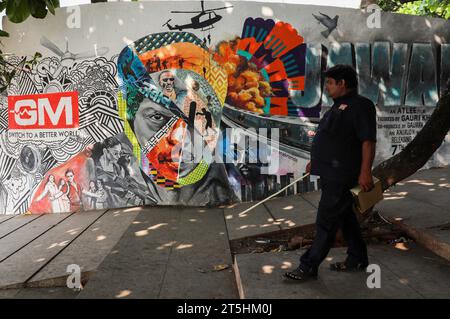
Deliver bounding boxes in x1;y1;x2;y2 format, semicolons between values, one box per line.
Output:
1;1;449;214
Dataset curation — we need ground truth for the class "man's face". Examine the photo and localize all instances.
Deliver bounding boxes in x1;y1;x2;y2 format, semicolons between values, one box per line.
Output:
133;99;196;182
159;71;175;95
134;99;175;147
325;77;346;99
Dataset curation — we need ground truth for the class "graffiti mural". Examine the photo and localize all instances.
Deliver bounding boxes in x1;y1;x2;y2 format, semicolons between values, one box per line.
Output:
0;38;125;214
28;132;154;214
0;1;449;214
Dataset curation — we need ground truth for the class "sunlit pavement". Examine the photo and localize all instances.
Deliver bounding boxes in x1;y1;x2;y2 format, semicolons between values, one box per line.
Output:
0;166;448;298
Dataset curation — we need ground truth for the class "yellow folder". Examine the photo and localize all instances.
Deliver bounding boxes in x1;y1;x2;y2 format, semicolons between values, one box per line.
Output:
350;177;384;213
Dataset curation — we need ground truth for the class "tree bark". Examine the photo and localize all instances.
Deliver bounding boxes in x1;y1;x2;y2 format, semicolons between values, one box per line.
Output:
373;79;450;191
360;0;378;9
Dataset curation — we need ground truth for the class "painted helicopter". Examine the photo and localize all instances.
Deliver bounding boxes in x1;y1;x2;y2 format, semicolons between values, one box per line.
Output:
162;0;233;31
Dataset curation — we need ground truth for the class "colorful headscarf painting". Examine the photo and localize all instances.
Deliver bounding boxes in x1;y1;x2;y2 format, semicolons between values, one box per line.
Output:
118;31;226;189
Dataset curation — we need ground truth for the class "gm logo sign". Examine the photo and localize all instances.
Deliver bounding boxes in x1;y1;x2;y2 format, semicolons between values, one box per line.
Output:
8;91;79;130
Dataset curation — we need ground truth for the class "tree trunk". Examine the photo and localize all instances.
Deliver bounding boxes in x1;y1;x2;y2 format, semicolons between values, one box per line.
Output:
360;0;378;9
373;79;450;191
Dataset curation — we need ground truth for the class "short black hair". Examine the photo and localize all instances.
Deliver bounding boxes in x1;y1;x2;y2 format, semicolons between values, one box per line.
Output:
324;64;358;89
103;136;121;149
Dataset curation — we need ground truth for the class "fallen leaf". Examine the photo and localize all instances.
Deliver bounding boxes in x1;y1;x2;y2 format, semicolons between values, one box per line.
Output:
213;264;230;271
394;242;409;251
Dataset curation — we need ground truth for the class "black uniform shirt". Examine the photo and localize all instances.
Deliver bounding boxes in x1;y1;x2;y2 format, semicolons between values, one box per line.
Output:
310;90;377;185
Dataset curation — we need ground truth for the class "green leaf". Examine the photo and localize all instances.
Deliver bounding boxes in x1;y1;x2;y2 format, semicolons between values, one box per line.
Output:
45;0;60;15
0;29;9;37
29;0;48;19
0;1;7;12
6;0;31;23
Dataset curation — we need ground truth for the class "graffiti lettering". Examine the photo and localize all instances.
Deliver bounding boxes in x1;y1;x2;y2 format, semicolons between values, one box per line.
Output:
299;42;447;108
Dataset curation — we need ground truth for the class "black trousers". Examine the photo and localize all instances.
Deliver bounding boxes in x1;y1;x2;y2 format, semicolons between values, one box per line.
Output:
299;177;368;272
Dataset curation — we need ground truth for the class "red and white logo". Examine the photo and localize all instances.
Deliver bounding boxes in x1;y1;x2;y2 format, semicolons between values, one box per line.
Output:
8;92;79;130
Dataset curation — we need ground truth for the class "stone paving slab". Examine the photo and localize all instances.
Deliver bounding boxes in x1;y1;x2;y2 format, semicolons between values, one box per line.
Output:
79;207;238;299
224;202;281;240
263;194;317;230
299;191;321;208
398;167;450;209
234;243;450;299
27;208;139;288
0;216;15;225
378;196;449;229
77;207;182;299
158;208;237;299
0;213;71;262
13;287;79;299
0;215;41;239
0;210;106;289
377;166;450;262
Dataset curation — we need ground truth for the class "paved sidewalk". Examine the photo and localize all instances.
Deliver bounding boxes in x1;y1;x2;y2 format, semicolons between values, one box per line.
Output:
223;191;320;240
78;207;237;299
376;166;450;261
0;166;448;298
234;243;450;299
0;209;138;289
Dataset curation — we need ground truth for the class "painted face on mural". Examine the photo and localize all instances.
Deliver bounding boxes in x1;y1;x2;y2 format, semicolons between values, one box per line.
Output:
159;71;176;96
96;179;104;190
133;98;197;181
134;99;175;146
65;170;75;183
105;144;122;163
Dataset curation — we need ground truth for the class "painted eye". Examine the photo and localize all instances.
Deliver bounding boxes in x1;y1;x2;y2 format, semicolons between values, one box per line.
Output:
146;113;164;121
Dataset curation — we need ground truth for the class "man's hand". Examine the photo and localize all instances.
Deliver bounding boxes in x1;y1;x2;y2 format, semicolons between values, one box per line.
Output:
358;170;374;192
305;161;311;174
359;140;376;192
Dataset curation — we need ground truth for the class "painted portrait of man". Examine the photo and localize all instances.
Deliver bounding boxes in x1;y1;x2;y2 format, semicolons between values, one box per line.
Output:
131;97;197;182
119;45;237;205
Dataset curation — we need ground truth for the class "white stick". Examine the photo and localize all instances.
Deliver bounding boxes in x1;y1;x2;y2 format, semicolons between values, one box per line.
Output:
238;173;311;216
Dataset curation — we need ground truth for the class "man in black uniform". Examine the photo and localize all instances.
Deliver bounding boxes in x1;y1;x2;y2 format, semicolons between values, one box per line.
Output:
284;64;377;281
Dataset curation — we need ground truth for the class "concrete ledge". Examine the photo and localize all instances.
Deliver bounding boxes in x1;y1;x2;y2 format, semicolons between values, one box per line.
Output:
384;218;450;262
233;256;245;299
234;244;450;299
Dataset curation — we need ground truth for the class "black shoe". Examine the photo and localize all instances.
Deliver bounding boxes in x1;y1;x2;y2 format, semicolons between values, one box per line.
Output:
329;261;368;272
283;267;318;282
